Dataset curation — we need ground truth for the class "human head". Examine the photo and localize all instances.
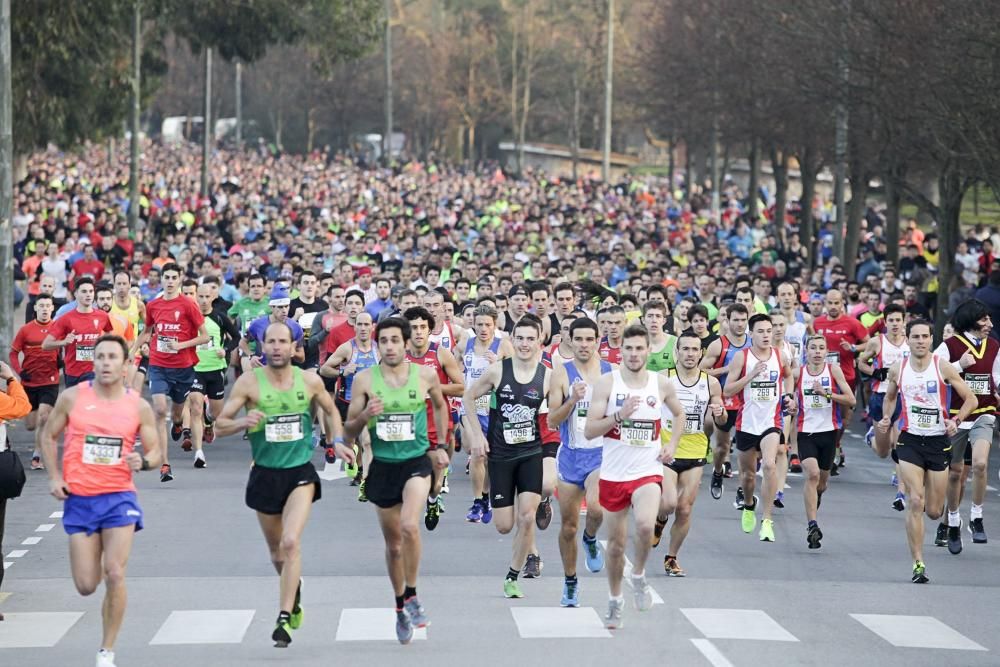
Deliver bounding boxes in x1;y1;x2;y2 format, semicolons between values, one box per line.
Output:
375;316;411;367
569;316;599;363
93;334;130;385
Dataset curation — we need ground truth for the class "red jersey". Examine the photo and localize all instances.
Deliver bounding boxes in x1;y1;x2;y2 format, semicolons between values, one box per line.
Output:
145;294;205;368
407;343;448;443
10;320;60;387
49;309;113;378
599;337;623;364
326;319;356;357
71;258;104;282
813;314;869;382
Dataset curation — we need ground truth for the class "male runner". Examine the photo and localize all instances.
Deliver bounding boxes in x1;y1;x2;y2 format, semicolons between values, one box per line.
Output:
215;321;348;647
42;278;113;387
132;264;209;482
462;314;549;599
228;273;271;334
933;299;998;551
11;293;60;469
654;332;725;576
40;335;161;667
344;316;450;644
598;305;625;364
723;313;797;542
290;271;328;371
643;300;677;372
546;317;612;606
776;282;810;472
242;285;306;369
109;271;145;340
584;323;685;628
796;335;855;549
769;310;799;508
876;319;976;583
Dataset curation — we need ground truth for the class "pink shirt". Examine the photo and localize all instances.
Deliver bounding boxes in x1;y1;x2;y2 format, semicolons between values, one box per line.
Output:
63;383;143;496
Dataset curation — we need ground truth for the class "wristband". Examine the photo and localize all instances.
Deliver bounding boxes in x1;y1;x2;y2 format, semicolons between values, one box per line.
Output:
140;456;150;471
334;436;345;445
824;391;833;400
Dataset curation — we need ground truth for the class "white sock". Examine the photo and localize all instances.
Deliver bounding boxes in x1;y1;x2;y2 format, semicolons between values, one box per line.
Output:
610;594;624;603
948;510;961;527
971;504;984;520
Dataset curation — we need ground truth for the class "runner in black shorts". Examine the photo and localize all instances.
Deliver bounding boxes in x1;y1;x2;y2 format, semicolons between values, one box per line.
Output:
11;293;61;470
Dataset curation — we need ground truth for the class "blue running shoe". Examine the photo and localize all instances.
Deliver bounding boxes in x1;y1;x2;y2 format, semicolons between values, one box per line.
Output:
891;473;898;488
481;500;493;524
865;426;875;449
583;534;604;573
466;499;483;523
561;580;580;607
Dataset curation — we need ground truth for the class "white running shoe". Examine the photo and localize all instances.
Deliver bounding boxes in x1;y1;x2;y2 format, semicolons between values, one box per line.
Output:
96;649;116;667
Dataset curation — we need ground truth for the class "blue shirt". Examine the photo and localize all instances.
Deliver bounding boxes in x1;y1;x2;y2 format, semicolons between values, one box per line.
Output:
55;300;77;319
246;315;304;363
365;298;391;320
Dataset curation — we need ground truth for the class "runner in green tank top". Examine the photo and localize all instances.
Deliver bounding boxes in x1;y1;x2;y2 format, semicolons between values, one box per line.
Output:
344;316;450;644
216;320;350;649
643;300;677;372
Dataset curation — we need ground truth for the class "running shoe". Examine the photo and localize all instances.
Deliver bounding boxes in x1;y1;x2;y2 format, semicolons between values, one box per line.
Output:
838;449;846;467
424;498;442;531
441;469;450;495
481;500;493;524
722;461;733;478
523;553;543;578
395;609;413;644
710;471;724;499
605;598;624;629
170;424;183;442
788;454;802;473
892;492;906;512
96;649;116;667
325;447;337;464
947;520;963;555
272;614;293;648
970;517;988;543
741;506;756;534
290;580;304;629
535;496;553;530
934;523;948;547
181;429;193;452
30;456;44;471
357;479;368;503
759;518;775;542
466;499;484;523
864;426;875;449
830;460;840;477
403;596;429;628
652;517;667;548
911;560;928;584
194;450;206;469
734;486;746;510
807;523;823;549
203;422;215;444
890;473;898;488
561;579;580;607
349;474;362;487
503;578;524;599
632;574;653;611
160;463;173;483
583;534;604;573
465;458;470;474
345;447;359;479
774;491;785;509
664;556;686;577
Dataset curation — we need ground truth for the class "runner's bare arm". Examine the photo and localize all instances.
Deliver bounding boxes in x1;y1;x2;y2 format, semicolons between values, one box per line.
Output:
437;346;465;397
583;378;615;441
422;365;451;448
723;350;752;398
546;361;574;428
829;364;857;408
857;336;880;374
659;376;685;460
461;362;501;455
700;339;725;376
213;372;258;437
177;323;210;350
39;388;74;484
707;375;727;424
878;363;901;430
343;369;374;443
319;341;352;378
134;399;163;469
498;337;515;359
304;371;344;442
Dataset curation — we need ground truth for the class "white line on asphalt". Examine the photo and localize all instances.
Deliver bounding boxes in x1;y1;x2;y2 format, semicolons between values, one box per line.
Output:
35;524;55;532
599;540;664;605
690;638;735;667
317;461;349;481
6;550;28;559
49;511;63;519
2;562;11;570
21;537;42;546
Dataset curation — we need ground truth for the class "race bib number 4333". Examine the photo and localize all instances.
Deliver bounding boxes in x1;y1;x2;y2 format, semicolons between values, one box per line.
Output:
82;434;123;465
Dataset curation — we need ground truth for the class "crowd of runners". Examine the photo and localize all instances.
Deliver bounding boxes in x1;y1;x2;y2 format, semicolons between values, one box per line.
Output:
3;142;999;665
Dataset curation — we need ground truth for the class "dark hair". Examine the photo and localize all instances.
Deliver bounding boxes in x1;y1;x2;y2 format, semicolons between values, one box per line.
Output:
473;304;498;322
95;282;113;297
642;300;668;317
95;334;129;360
202;275;221;287
676;330;702;347
952;299;991;334
727;303;749;318
376;316;411;342
513;312;544;338
345;289;366;305
74;277;95;292
569;316;599;339
403;306;435;331
883;303;906;320
688;304;710;321
647;285;669;300
248;273;266;286
906;318;933;336
622;323;650;344
161;262;181;276
182;278;198;290
554;282;575;297
748;313;772;330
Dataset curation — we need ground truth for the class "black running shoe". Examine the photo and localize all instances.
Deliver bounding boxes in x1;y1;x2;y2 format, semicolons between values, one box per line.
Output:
710;471;724;500
160;464;173;483
911;561;928;584
181;429;193;452
830;461;840;477
722;461;733;478
807;523;823;549
523;553;542;578
272;614;293;647
424;498;442;531
171;424;183;442
970;517;987;544
947;521;963;555
734;486;745;510
535;496;553;530
788;455;802;473
934;523;948;547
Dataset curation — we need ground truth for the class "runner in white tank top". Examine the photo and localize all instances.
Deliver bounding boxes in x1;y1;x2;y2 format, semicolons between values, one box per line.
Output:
768;310;800;508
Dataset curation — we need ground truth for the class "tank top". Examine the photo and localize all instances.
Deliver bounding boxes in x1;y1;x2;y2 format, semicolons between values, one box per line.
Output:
785;312;808;361
716;333;751;410
429;321;455;350
599;337;622;365
62;382;143;496
873;334;910;393
943;334;999;421
796;363;841;433
735;347;785;435
601;370;663;482
462;336;501;420
560;360;613;449
248;367;313;469
647;335;677;372
407;343;447;443
367;364;429;462
110;296;142;335
487;358;545;461
195;315;227;372
339;339;379;402
897;356;949;437
663;369;711;459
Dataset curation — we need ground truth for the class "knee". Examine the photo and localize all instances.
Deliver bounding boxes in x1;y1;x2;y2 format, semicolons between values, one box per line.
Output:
761;460;777;476
75;577;99;596
806;469;820;484
972;460;987;477
908;493;925;514
279;533;301;559
634;522;654;545
559;517;579;541
496;522;513;535
517;508;535;529
926;505;943;520
948;467;963;483
189;401;203;418
400;519;420;543
153;404;169;420
385;538;403;560
103;562;127;589
675;503;692;523
606;539;626;560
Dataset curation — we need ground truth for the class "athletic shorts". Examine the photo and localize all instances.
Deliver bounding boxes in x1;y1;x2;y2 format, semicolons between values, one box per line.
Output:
148;365;195;404
136;355;149;376
735;427;785;452
366;455;433;508
716;409;739;433
599;475;662;513
556;446;602;488
868;392;902;423
896;432;951;472
797;431;837;471
949;414;995;466
323;375;338;395
63;491;143;536
542;442;560;459
64;372;95;388
845;374;859;394
335;398;350;424
665;457;706;475
488;453;543;509
191;369;226;400
245;462;322;515
25;384;59;410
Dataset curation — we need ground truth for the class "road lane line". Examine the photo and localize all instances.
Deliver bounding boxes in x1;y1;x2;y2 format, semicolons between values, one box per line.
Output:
35;524;55;532
691;638;735;667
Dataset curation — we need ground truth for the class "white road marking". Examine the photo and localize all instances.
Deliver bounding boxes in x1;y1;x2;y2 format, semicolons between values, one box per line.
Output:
599;540;664;605
2;562;11;570
49;511;63;519
335;608;428;641
510;607;611;638
150;610;256;645
21;537;42;546
317;461;349;481
681;608;799;641
691;638;735;667
5;550;28;559
851;614;987;650
0;611;85;648
35;524;55;532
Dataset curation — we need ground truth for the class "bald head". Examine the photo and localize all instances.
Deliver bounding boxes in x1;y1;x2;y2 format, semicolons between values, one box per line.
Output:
824;289;844;317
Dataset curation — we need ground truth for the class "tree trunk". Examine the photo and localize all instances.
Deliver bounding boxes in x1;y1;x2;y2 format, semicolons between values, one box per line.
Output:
571;70;580;181
684;141;693;196
201;47;212;197
844;158;868;280
468;123;476;164
936;169;965;339
884;173;901;267
748;138;759;220
799;145;818;271
510;22;519;174
667;130;676;192
517;56;531;176
771;146;789;250
306;107;317;153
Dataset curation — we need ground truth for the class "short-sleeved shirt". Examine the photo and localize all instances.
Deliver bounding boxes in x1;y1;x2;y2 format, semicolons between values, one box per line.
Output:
49;309;114;378
145;295;205;369
11;320;61;387
813;314;869;383
246;315;304;365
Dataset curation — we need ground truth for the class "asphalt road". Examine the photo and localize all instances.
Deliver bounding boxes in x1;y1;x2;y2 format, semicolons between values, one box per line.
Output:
1;416;999;666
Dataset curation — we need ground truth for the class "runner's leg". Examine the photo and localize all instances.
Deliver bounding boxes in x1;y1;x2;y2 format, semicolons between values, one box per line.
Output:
898;461;927;563
667;466;704;557
557;481;585;575
629;483;660;577
98;525;136;650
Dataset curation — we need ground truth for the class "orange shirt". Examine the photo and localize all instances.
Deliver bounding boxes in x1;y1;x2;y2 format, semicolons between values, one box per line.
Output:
109;311;136;342
62;383;143;496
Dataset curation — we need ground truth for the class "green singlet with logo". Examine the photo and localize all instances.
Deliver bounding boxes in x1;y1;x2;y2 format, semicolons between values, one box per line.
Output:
248;367;313;468
367;364;429;462
195;316;227;372
647;334;677;372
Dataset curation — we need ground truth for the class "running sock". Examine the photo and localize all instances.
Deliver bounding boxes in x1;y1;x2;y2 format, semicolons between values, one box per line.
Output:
395;595;405;611
971;504;984;520
582;531;596;543
948;510;961;527
610;594;624;604
808;520;818;529
565;574;578;585
428;495;438;505
481;492;489;503
403;585;416;600
506;568;520;582
744;498;757;511
277;610;291;624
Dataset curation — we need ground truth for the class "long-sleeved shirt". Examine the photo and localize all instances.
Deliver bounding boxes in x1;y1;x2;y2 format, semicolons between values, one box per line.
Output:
0;379;32;450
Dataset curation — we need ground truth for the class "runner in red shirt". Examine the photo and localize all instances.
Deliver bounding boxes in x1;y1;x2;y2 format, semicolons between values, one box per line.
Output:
813;288;869;467
42;278;113;387
70;244;105;285
598;306;625;364
11;293;61;469
132;263;209;483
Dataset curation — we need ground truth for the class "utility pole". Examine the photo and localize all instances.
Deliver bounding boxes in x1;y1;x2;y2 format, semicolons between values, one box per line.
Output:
383;0;393;164
832;0;850;261
0;0;11;359
128;0;141;234
235;60;242;149
201;47;212;198
601;0;614;182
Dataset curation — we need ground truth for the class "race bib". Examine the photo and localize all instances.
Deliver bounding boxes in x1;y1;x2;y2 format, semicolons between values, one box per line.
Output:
264;414;304;442
376;414;415;441
805;389;830;409
157;335;179;354
684;410;703;434
749;380;777;402
503;421;535;445
965;373;990;395
82;434;123;466
790;341;802;359
620;419;656;446
912;405;940;428
75;344;94;362
197;339;215;351
475;394;490;415
825;351;840;366
574;403;590;434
